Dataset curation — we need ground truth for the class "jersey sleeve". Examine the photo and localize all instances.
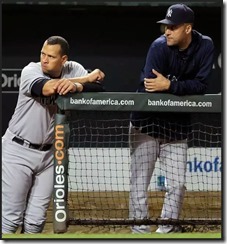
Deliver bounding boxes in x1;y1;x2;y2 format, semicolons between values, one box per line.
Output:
20;62;50;96
143;42;167;78
82;82;106;92
139;36;169;92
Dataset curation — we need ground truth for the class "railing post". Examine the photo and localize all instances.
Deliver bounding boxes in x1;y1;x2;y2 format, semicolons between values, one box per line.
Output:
53;110;70;233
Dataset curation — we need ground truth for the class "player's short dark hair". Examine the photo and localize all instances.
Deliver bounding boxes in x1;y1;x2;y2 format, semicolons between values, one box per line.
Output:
46;36;69;56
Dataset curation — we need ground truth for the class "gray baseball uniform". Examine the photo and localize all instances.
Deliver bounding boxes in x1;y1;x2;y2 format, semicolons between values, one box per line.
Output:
2;61;88;233
128;124;187;233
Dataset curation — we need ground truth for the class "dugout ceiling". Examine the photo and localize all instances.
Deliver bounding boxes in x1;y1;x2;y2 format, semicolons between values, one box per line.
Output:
2;1;222;134
1;0;222;6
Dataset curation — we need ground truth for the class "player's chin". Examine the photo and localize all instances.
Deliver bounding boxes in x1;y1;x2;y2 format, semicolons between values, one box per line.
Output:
166;40;175;47
41;66;48;73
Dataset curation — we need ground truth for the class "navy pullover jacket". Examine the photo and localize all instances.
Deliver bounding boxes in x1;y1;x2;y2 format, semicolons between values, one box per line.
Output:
131;30;214;141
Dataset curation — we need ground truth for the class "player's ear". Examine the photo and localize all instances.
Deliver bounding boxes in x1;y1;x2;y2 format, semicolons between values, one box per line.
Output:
185;24;192;34
62;55;68;64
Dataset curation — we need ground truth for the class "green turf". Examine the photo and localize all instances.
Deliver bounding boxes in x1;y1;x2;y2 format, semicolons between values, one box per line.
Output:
2;233;222;239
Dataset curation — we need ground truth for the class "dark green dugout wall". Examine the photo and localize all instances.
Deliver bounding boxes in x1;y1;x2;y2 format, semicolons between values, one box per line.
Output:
2;1;222;134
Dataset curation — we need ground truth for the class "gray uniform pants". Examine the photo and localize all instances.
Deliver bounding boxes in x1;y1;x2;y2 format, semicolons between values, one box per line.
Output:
2;129;54;234
129;125;187;228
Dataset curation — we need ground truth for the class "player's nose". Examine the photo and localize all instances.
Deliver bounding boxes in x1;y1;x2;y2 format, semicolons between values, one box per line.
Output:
42;56;49;63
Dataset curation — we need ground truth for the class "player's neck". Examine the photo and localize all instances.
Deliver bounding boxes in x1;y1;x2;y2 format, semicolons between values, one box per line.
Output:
179;35;192;51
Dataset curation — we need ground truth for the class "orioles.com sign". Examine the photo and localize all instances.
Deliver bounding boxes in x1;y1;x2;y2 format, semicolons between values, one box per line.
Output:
2;69;21;92
54;124;67;223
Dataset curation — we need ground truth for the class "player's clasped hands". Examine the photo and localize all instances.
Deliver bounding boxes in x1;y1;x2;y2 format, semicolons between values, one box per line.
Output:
144;69;170;92
53;68;105;95
54;78;78;95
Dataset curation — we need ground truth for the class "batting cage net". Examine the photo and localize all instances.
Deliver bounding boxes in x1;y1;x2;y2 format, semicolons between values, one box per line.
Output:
53;93;222;233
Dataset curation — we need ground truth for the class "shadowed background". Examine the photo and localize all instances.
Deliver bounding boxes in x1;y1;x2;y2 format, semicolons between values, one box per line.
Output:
2;0;222;134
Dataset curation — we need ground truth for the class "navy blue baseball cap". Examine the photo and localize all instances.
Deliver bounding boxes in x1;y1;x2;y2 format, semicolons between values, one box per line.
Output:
157;3;194;25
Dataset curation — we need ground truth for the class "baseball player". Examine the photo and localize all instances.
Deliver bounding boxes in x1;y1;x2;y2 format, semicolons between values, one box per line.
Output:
2;36;105;234
129;4;214;233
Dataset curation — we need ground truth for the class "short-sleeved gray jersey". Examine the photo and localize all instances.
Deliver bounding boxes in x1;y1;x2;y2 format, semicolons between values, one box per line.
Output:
8;61;88;144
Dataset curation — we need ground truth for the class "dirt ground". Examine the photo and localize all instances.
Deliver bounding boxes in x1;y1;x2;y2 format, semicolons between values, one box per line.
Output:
43;191;221;234
42;223;222;234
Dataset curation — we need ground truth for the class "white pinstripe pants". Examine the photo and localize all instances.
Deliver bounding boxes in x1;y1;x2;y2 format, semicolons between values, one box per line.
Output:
129;124;187;224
